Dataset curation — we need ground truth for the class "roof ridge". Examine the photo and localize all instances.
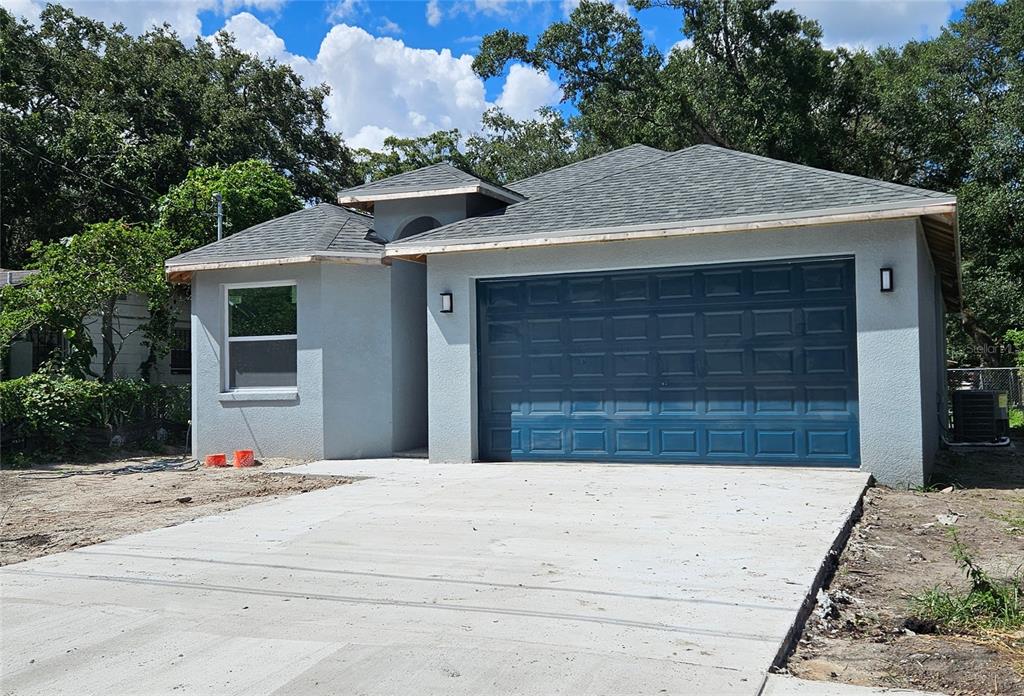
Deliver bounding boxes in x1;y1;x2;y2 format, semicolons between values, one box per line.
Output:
695;145;950;199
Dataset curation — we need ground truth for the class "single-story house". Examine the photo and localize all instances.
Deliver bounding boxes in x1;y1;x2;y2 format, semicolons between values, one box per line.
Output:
165;144;959;485
2;269;190;383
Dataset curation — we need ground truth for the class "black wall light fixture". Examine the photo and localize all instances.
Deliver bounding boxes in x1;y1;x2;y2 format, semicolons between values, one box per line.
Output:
880;267;894;292
440;292;454;313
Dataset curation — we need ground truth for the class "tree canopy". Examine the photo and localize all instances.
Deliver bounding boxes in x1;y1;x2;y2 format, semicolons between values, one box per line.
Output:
353;108;581;185
157;160;302;253
0;5;357;268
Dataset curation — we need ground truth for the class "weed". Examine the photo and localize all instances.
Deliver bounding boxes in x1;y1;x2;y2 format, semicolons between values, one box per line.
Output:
912;530;1023;632
996;504;1024;536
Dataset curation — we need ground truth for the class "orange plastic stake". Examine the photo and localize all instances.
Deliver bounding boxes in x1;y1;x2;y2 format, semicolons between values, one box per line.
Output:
234;449;255;468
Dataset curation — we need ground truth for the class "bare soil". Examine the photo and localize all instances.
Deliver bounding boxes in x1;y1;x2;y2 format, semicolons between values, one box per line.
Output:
788;436;1024;695
0;453;352;566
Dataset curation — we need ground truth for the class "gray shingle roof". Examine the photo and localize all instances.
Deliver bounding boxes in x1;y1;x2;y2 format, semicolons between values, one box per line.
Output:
338;162;523;204
387;145;954;253
506;144;666;199
166;203;380;269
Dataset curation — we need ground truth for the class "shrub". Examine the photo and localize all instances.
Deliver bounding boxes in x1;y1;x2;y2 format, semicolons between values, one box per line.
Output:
0;372;189;453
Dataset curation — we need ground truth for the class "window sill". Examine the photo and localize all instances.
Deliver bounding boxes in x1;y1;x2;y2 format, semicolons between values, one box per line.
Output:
218;389;298;403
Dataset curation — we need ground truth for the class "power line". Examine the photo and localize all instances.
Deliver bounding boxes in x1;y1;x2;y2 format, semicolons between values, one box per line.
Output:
0;135;152;202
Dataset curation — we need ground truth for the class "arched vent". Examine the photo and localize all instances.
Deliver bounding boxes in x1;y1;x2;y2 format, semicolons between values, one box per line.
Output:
397;216;441;240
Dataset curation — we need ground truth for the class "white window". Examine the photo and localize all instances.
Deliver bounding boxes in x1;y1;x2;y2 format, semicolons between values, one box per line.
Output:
223;281;297;390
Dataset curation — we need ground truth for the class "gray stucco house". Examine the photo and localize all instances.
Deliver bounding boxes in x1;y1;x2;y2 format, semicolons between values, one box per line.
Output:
166;144;959;485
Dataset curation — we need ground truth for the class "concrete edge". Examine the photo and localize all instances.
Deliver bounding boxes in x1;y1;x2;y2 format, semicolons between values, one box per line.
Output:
757;473;874;695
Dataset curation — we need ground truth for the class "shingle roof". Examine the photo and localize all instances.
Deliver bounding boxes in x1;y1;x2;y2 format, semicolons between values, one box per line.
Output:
337;162;523;205
165;203;380;270
506;144;667;198
387;145;954;254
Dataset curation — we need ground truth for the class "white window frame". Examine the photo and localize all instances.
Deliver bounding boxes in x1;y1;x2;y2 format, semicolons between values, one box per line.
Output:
222;280;298;393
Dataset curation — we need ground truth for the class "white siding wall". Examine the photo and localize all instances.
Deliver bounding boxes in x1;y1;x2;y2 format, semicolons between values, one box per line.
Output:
86;293;190;385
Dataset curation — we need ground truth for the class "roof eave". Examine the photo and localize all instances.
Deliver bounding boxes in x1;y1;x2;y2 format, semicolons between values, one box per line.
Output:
337;183;524;207
384;199;957;258
164;252;386;283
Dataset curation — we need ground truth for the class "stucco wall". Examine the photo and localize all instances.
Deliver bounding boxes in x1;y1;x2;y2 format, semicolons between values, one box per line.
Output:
916;225;947;479
390;260;429;451
320;263;397;459
374;196;468;242
191;259;428;461
191;264;326;461
425;218;941;486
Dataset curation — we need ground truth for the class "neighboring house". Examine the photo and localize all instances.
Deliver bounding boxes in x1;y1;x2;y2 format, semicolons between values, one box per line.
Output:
165;145;959;486
1;269;190;384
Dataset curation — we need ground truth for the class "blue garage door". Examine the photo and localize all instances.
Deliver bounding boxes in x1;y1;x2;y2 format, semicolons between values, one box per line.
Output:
477;258;859;466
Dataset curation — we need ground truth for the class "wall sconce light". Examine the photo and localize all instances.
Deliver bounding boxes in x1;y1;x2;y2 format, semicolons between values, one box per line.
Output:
880;267;894;292
440;292;454;313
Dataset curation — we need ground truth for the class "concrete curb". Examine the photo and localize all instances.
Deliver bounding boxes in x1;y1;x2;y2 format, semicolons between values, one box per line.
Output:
758;475;874;695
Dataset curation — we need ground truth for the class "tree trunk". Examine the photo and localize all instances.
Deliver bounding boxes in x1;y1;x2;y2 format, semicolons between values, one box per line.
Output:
960;309;1001;367
102;297;116;382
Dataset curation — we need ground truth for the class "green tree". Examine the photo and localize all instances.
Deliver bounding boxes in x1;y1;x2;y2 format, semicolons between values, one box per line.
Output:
466;108;580;184
157;160;302;253
0;221;174;380
352;109;581;187
353;130;469;182
0;5;357;268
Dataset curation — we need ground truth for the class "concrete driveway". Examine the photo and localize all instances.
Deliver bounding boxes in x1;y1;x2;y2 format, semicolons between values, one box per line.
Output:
1;460;868;695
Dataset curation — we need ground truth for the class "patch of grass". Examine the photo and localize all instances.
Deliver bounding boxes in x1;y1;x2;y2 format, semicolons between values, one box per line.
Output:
912;530;1024;632
909;482;951;493
1010;408;1024;432
996;504;1024;536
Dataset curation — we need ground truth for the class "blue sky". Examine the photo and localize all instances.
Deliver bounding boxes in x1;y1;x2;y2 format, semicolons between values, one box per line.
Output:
4;0;964;149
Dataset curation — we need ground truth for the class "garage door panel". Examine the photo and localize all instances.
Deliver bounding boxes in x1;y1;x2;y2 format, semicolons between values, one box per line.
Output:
478;258;859;466
480;418;860;463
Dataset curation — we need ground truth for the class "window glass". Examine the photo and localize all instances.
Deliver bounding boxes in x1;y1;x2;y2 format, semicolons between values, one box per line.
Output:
229;339;297;389
170;327;190;374
228;285;297;337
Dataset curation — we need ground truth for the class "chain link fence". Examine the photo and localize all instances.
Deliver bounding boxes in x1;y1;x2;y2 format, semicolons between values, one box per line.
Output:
947;367;1024;409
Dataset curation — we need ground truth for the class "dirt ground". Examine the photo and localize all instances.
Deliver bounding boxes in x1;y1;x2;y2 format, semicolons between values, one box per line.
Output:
788;436;1024;695
0;453;352;566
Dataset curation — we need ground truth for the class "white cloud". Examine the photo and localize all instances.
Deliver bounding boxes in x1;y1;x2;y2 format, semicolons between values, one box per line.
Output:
671;37;693;54
425;0;442;26
223;0;285;12
377;16;402;36
561;0;630;17
315;24;492;148
211;15;561;150
0;0;284;39
778;0;961;49
474;0;511;16
495;64;562;120
327;0;364;22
